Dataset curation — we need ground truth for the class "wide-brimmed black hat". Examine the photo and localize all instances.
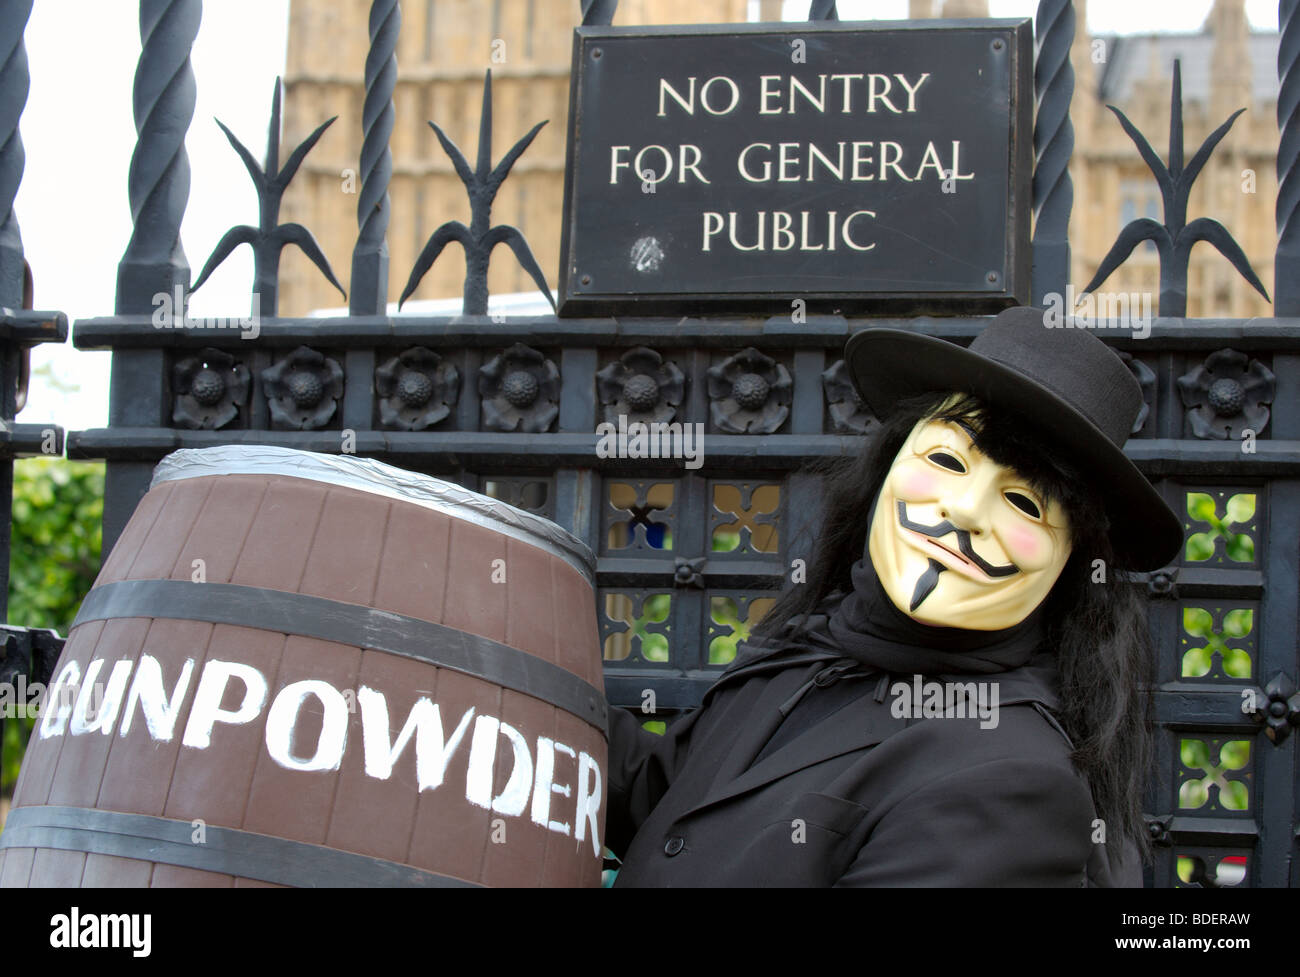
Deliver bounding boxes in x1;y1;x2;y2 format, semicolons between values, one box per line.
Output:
843;306;1181;571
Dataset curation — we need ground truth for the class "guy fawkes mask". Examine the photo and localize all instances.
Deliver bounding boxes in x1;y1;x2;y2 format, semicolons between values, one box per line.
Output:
867;412;1073;631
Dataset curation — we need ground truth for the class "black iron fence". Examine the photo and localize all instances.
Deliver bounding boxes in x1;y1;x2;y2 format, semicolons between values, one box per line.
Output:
0;0;66;803
1;0;1297;888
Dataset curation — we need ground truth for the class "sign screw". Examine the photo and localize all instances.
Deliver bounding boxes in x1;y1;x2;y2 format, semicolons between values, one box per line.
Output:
992;38;1004;52
986;271;999;283
581;274;592;286
592;48;602;59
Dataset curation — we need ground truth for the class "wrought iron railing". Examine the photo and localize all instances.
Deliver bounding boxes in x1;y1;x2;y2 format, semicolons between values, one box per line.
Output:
0;0;66;795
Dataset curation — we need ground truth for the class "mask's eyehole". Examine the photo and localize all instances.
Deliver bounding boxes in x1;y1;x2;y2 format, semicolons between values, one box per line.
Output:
927;451;966;474
1005;491;1042;520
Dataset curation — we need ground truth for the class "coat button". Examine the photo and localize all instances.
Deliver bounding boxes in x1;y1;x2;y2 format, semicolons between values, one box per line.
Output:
664;836;685;856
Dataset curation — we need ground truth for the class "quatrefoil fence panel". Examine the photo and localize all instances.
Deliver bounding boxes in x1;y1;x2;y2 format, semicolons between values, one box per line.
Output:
1174;850;1251;889
709;481;781;556
1184;489;1261;565
600;590;672;665
707;592;778;667
479;475;555;520
1145;472;1286;886
1177;737;1254;814
10;0;1290;888
603;481;677;553
596;468;788;722
1179;605;1257;681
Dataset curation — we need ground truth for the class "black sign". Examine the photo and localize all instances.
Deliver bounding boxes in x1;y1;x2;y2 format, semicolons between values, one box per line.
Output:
558;21;1033;317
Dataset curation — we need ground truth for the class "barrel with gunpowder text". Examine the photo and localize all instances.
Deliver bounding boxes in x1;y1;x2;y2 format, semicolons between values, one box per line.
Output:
0;446;607;887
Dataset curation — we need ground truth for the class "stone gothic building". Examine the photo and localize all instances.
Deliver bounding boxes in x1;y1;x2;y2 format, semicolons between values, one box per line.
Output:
278;0;1278;319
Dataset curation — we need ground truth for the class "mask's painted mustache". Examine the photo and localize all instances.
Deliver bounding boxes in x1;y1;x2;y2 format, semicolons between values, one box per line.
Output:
910;558;945;611
896;501;1021;578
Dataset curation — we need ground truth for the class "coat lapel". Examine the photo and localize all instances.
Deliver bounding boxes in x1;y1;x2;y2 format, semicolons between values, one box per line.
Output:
682;669;905;820
692;646;845;790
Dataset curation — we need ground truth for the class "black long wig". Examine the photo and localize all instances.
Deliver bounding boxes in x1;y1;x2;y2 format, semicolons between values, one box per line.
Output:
754;391;1156;864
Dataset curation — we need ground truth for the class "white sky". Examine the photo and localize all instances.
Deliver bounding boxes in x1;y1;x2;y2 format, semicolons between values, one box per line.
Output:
14;0;1284;434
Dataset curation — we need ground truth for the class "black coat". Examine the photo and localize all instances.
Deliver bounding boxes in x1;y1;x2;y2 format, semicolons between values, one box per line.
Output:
606;648;1138;887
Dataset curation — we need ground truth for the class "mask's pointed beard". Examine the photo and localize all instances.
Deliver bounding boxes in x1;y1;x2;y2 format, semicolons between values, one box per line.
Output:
909;558;947;612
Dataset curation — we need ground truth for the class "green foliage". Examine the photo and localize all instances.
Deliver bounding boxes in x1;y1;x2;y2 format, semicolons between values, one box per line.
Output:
9;458;104;631
3;458;105;795
0;719;29;795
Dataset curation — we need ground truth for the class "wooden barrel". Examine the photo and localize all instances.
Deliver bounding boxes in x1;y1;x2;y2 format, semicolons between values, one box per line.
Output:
0;446;606;887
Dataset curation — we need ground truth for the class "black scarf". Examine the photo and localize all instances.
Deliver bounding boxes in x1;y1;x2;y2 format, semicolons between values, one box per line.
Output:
729;547;1048;682
828;553;1048;674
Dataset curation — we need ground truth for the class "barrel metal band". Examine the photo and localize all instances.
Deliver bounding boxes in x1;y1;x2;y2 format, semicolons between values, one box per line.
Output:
0;805;481;888
73;579;608;732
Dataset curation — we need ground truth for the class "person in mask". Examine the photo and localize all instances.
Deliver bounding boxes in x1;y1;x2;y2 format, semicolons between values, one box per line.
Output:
603;305;1182;887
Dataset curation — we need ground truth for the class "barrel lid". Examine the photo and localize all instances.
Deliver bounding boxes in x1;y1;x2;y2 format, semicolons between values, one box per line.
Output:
151;446;597;585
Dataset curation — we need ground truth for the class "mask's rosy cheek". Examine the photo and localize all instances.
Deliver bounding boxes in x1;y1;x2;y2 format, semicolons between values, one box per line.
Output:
1003;525;1048;567
895;464;939;500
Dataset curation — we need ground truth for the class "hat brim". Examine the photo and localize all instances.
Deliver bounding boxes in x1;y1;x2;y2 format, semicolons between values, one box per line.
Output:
844;329;1182;572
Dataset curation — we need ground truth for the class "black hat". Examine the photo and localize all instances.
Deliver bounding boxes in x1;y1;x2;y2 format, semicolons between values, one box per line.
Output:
843;306;1181;571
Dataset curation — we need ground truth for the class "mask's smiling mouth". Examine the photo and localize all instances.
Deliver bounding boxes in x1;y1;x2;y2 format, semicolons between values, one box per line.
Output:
896;501;1021;582
905;530;995;582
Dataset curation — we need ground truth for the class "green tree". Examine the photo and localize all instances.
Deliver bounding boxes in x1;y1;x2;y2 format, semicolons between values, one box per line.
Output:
2;458;104;796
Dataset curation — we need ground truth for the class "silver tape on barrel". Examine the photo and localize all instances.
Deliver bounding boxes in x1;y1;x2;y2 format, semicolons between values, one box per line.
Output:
150;445;595;586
